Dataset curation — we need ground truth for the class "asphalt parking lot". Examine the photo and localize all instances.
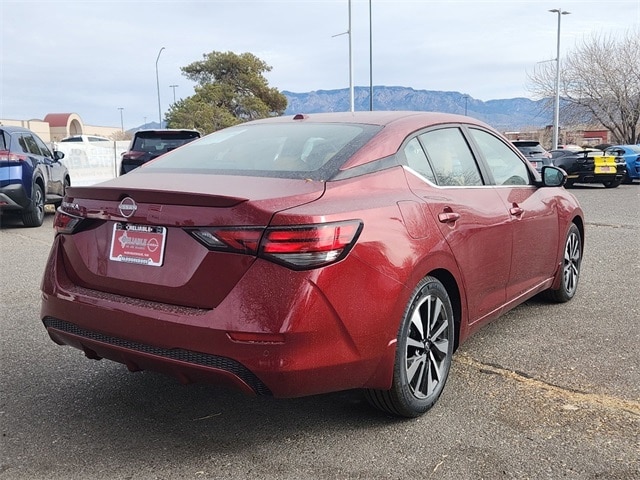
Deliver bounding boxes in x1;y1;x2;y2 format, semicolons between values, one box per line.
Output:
1;184;638;480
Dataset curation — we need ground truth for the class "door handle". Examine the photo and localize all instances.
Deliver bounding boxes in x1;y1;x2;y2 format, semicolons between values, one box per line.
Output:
438;211;460;223
510;206;524;217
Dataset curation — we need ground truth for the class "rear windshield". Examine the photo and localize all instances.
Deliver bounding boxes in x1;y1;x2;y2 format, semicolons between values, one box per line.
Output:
132;131;201;155
517;146;546;155
142;122;381;180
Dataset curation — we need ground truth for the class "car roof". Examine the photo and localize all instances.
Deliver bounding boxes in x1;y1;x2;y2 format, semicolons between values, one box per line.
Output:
0;125;35;134
249;111;481;127
134;129;200;135
246;111;493;168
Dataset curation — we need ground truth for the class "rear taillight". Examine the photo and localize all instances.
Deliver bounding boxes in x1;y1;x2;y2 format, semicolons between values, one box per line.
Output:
189;227;263;254
53;209;84;234
122;151;146;160
261;221;362;269
187;220;363;270
0;150;28;162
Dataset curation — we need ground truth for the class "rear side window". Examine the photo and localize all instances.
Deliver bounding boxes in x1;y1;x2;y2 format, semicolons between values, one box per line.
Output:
21;134;44;156
0;131;8;150
419;128;483;186
403;138;436;183
470;129;531;186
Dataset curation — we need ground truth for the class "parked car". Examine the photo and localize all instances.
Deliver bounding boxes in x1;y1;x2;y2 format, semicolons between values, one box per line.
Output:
604;145;640;183
0;126;70;227
550;148;627;188
511;140;553;172
119;129;201;175
60;135;111;143
41;112;584;418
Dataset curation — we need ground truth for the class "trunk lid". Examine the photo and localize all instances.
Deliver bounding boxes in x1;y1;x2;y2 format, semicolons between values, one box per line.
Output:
58;173;325;309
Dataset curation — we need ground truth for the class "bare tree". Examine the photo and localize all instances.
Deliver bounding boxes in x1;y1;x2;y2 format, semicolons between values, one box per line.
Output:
528;30;640;144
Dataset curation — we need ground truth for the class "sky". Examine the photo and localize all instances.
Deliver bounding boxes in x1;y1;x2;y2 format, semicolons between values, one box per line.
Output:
1;0;639;129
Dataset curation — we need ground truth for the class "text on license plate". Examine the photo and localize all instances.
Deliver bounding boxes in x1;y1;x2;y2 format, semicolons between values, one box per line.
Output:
595;166;615;174
109;223;167;266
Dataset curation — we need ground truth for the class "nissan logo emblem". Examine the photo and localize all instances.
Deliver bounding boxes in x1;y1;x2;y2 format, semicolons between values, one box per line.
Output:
118;197;138;218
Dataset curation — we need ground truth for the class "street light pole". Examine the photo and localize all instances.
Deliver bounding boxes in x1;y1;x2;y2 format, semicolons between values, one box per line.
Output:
155;47;166;128
169;84;178;104
348;0;354;112
549;8;570;150
369;0;373;111
118;107;124;132
331;1;354;112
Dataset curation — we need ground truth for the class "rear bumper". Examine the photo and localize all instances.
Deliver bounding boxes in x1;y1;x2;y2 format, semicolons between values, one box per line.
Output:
40;238;402;398
0;183;30;210
43;316;271;395
567;171;625;183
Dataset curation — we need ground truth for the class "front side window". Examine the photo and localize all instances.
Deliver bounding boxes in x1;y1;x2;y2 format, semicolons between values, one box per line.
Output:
33;135;53;159
419;128;483;186
470;128;531;186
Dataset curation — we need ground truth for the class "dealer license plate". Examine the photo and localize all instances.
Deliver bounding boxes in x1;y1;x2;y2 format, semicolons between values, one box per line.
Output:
109;222;167;266
595;166;614;174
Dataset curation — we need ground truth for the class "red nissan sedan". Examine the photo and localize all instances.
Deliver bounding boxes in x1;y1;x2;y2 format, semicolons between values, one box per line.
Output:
41;111;584;417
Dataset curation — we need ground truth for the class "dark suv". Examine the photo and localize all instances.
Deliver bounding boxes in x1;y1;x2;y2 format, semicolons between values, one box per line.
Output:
511;140;553;172
0;126;70;227
119;129;201;175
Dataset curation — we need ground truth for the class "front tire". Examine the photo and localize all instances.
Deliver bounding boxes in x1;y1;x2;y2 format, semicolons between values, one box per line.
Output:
544;223;582;303
365;276;454;418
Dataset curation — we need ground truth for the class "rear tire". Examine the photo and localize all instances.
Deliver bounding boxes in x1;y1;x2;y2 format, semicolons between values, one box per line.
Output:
365;276;454;418
603;179;621;188
21;183;45;227
544;223;582;303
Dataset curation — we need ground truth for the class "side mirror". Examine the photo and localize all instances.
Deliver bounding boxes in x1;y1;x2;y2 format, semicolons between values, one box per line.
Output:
541;165;566;187
54;150;65;161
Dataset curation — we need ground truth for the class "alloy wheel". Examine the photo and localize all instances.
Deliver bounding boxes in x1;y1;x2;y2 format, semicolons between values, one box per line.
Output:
404;294;450;399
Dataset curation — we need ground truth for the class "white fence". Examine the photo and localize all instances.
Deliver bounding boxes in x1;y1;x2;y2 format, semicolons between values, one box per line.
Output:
52;141;130;187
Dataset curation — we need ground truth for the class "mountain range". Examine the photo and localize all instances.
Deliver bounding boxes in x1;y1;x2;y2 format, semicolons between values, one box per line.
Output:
139;86;551;132
283;86;552;131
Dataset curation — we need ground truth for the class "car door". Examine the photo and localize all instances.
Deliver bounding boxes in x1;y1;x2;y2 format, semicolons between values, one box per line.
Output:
32;133;65;196
403;127;513;324
467;127;560;301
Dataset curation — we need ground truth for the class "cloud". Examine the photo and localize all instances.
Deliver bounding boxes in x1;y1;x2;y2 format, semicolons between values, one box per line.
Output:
1;0;638;127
